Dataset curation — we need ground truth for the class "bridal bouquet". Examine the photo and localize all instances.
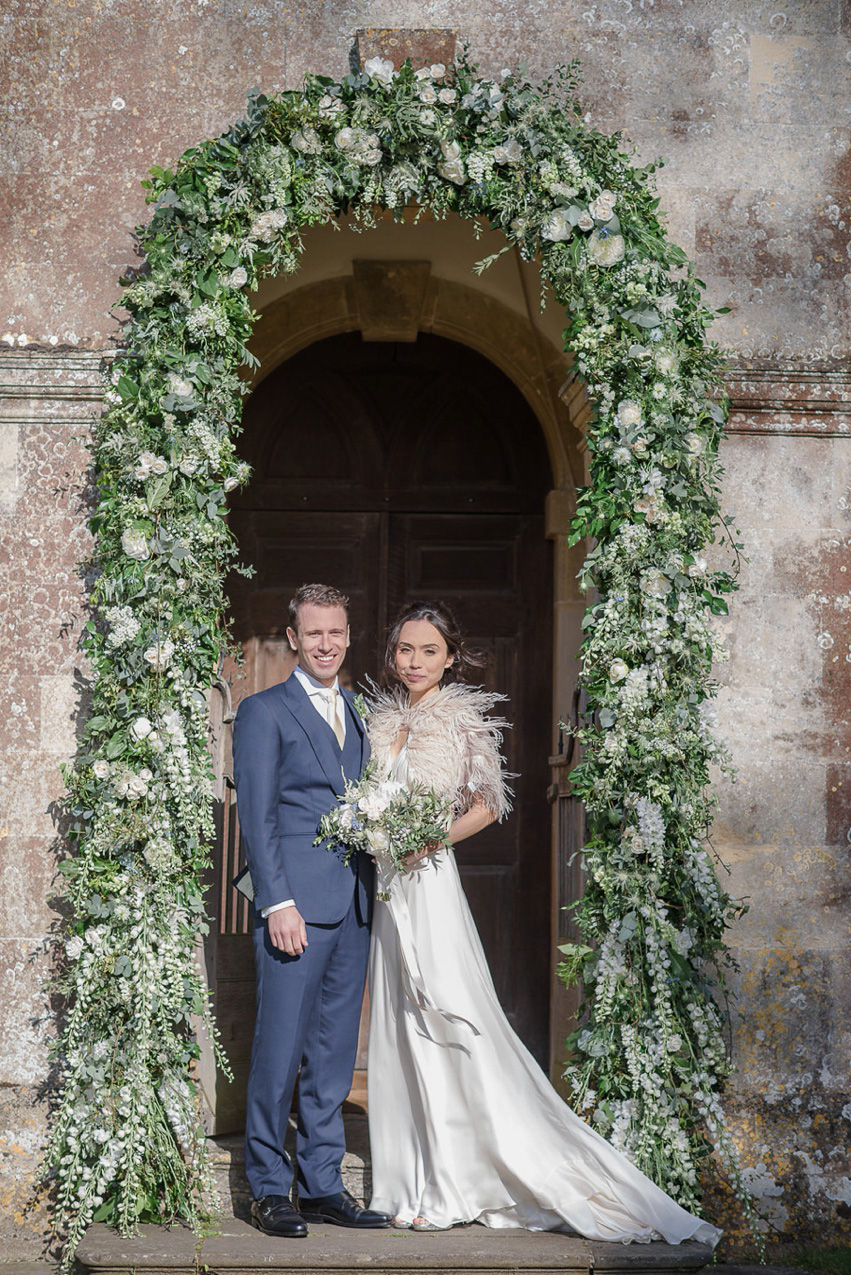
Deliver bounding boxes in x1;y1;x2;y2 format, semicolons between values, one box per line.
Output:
317;764;451;879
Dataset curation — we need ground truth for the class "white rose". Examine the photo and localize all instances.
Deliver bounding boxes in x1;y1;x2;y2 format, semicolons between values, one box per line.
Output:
438;159;466;185
577;211;594;231
167;373;193;399
633;498;653;516
631;437;649;457
587;228;625;266
65;935;85;960
149;455;168;475
359;791;390;820
139;767;153;782
366;826;391;853
418;85;437;105
121;527;149;561
541;208;573;242
364;56;396;88
684;433;704;455
361;148;382;167
667;1034;683;1053
641;569;672;599
318;94;342;117
130;717;153;741
440;140;462;162
430;62;446;80
438;87;457;105
414;66;432;81
92;759;111;780
143;639;174;669
687;556;708;578
609;658;629;682
224;476;239;492
334;127;355;151
616;400;643;429
290;129;310;153
226;266;248;289
126;774;148;800
589;189;616;221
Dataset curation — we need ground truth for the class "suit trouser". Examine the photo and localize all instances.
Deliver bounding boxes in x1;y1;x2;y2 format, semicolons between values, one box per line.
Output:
245;892;370;1200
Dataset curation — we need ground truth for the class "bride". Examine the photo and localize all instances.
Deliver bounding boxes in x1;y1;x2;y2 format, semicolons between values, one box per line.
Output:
365;599;721;1246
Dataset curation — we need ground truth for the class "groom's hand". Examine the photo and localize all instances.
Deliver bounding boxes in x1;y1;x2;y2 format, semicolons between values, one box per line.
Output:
268;905;309;956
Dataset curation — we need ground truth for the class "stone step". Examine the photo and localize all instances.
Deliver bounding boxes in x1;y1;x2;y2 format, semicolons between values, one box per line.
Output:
208;1114;372;1222
76;1219;715;1275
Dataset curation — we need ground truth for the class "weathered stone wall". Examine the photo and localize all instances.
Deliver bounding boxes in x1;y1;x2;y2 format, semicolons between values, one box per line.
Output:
0;0;849;1259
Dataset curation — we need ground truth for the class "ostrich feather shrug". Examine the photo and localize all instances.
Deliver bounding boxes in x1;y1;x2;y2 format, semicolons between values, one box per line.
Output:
366;682;513;821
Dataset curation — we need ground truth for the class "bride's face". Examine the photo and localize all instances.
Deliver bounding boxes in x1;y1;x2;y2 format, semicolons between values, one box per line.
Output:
395;619;454;703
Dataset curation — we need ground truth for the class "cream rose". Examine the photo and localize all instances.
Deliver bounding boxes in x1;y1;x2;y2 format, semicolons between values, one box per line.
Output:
364;56;396;87
609;658;629;682
121;527;149;561
130;717;153;741
587;228;625;266
541;208;573;242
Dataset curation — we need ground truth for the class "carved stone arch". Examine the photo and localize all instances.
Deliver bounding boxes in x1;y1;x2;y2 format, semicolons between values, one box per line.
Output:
246;271;589;499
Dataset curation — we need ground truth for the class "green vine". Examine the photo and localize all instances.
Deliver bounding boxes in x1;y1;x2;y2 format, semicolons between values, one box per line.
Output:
46;52;759;1258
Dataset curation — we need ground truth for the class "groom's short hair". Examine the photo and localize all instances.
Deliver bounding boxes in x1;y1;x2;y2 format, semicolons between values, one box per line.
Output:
289;583;350;630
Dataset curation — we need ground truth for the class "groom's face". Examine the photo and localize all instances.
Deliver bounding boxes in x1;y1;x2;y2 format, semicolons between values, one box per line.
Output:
287;602;350;687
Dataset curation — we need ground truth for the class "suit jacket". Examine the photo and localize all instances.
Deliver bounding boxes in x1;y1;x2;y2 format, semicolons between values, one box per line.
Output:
232;674;372;924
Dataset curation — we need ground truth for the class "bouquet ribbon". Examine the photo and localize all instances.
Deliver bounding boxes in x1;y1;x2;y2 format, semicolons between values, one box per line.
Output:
379;859;479;1034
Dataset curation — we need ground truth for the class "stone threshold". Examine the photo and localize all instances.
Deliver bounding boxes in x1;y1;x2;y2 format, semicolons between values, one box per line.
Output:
76;1220;715;1275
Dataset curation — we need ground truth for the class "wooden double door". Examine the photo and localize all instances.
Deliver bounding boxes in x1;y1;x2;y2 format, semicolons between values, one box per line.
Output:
205;333;553;1132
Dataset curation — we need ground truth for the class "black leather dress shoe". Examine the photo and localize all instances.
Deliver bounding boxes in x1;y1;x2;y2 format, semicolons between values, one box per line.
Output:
298;1188;392;1228
251;1194;308;1237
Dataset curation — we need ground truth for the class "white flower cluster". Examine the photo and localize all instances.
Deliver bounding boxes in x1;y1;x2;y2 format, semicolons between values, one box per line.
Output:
104;604;140;647
185;303;229;340
334;127;382;167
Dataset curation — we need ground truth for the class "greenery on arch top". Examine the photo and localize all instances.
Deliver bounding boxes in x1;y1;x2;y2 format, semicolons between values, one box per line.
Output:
47;50;758;1258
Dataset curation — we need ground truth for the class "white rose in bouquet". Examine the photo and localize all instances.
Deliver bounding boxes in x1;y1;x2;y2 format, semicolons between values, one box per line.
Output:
367;827;391;854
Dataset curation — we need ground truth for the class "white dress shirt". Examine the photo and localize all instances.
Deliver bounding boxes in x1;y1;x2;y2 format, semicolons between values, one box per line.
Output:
261;667;346;919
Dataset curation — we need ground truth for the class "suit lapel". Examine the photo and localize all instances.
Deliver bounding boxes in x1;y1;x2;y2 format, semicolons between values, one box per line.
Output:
341;688;370;770
279;676;347;794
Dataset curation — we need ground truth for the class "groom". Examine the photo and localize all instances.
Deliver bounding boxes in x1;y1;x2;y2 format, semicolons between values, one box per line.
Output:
232;583;390;1237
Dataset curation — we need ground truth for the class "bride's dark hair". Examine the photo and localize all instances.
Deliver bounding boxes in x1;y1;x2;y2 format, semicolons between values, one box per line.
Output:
384;600;485;686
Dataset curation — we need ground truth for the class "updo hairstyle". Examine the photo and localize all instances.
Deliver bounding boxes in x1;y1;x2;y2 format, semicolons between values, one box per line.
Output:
384;599;485;686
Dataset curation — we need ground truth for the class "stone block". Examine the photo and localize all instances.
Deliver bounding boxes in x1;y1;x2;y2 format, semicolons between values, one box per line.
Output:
39;674;85;757
0;1085;53;1262
0;941;52;1085
0;422;18;513
0;836;62;940
715;756;826;845
355;29;458;73
0;750;65;839
3;673;42;753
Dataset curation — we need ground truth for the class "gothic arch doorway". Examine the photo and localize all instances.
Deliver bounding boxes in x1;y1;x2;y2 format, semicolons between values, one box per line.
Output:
206;331;554;1132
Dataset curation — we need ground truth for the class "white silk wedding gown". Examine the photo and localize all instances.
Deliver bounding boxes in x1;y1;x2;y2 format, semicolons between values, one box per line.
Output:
367;745;720;1246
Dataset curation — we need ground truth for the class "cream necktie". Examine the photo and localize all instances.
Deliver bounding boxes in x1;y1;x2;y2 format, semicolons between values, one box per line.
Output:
323;688;345;749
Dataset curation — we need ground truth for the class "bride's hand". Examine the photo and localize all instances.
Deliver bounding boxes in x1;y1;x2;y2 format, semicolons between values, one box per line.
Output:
403;840;443;868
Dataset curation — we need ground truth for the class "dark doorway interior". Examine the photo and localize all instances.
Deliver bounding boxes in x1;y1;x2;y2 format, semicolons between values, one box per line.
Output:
209;332;553;1132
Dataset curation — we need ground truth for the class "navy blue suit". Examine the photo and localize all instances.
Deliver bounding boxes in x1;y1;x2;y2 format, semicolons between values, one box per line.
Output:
232;673;372;1200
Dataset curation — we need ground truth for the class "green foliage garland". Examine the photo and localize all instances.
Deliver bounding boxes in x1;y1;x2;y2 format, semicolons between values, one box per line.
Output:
47;52;758;1256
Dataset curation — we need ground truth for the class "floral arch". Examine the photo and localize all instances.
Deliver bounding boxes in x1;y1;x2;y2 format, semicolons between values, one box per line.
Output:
50;53;757;1256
